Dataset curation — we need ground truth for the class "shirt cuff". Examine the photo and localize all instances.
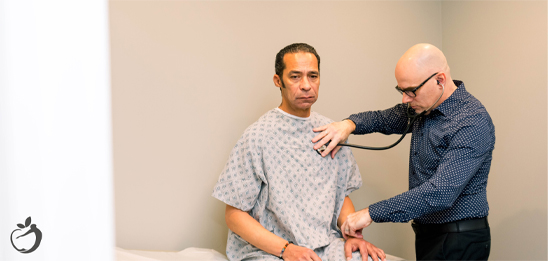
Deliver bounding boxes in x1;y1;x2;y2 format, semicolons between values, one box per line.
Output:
368;202;386;223
346;114;365;134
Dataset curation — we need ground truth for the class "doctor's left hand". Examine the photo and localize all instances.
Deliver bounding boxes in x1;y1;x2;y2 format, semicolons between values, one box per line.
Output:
341;208;373;240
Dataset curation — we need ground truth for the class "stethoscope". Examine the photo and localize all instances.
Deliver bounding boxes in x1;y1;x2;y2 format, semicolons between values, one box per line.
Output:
316;82;445;154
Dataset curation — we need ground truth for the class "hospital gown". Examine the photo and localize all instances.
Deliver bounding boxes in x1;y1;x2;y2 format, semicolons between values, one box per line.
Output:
213;108;367;261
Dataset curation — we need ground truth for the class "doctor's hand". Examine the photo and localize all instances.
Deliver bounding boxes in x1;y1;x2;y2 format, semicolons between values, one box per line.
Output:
344;238;387;261
282;244;322;261
312;119;356;158
341;208;373;240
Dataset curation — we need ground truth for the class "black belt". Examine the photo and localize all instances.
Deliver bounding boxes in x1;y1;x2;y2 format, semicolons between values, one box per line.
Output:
412;217;489;234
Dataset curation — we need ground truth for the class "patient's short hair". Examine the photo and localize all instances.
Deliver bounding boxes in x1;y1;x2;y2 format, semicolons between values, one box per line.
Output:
275;43;320;78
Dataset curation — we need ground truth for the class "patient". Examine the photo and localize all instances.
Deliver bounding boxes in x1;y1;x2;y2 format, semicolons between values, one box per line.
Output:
212;43;386;261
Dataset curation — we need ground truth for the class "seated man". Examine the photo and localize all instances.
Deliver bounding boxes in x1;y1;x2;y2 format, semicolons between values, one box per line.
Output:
212;43;386;261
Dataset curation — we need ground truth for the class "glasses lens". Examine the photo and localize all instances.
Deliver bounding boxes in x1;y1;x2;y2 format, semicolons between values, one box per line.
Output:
405;91;416;98
396;86;417;98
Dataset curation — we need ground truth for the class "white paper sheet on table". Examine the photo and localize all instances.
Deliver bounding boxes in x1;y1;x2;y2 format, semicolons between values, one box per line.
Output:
116;247;229;261
116;247;405;261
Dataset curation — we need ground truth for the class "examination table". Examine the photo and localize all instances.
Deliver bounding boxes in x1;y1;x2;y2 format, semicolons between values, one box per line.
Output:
115;247;405;261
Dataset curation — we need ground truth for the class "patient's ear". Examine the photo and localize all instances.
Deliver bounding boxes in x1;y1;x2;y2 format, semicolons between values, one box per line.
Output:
273;74;282;88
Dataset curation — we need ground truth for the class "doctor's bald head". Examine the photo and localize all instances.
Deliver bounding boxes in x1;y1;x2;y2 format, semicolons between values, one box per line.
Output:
395;43;450;79
395;43;457;115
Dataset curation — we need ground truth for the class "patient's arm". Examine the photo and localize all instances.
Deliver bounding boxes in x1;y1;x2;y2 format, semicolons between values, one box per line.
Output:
338;196;356;229
225;205;321;261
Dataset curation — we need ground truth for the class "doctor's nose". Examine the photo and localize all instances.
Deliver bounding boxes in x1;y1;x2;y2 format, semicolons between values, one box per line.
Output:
402;93;413;103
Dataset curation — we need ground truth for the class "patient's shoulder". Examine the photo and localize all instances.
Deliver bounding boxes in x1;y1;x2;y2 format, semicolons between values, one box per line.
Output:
238;109;278;146
311;111;335;127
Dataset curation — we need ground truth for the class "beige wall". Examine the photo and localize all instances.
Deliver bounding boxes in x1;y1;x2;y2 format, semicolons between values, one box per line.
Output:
110;1;546;260
442;1;547;259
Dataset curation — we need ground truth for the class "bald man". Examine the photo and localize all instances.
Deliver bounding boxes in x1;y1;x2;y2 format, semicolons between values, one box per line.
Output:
311;43;495;260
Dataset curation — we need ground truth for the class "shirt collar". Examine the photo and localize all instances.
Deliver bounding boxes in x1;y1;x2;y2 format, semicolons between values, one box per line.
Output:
275;107;312;120
430;80;466;117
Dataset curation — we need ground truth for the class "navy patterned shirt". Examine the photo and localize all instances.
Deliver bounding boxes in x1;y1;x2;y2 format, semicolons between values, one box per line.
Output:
347;81;495;224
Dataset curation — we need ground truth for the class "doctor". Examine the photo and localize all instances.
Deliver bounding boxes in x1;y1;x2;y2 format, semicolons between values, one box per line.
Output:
312;43;495;260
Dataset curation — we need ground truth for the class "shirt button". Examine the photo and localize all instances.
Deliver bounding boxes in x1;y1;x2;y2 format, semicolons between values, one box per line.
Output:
414;152;418;155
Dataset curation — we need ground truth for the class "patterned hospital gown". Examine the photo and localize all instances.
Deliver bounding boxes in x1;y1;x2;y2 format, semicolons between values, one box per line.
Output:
213;108;368;261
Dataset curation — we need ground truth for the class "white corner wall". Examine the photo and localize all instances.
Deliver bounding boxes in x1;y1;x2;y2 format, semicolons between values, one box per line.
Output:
0;0;114;260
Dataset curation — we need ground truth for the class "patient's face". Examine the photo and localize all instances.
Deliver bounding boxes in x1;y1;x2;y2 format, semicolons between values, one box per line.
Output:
275;52;319;117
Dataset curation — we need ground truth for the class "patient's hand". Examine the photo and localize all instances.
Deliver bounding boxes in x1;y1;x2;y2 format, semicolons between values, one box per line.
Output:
344;238;386;261
282;244;322;261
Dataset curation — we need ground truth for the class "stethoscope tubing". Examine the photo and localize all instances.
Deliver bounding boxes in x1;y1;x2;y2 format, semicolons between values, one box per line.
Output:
335;111;421;150
317;83;445;153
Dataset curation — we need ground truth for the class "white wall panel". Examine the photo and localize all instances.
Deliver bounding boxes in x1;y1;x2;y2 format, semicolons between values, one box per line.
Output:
0;1;114;260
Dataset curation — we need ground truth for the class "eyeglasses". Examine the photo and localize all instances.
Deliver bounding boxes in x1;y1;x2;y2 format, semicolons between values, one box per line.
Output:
395;72;438;98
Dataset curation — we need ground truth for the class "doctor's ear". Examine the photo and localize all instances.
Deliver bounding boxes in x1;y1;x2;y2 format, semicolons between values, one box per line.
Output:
435;74;446;87
436;79;444;88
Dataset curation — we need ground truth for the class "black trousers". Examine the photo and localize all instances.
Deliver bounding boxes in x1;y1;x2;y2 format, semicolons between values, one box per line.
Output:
413;220;491;260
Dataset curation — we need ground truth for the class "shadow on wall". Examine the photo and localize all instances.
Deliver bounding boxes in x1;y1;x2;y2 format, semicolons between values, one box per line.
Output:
490;208;547;260
207;198;229;254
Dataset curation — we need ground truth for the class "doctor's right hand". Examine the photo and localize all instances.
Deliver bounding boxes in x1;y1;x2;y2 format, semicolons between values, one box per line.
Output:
341;208;373;240
282;244;322;261
312;119;356;158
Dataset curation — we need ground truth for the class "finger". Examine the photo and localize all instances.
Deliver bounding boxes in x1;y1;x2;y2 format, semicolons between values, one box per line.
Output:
312;132;331;150
311;126;329;143
348;225;363;239
341;223;349;240
346;229;357;238
344;240;353;260
350;230;363;239
310;251;322;261
359;244;368;261
342;229;348;240
367;247;379;261
321;138;338;157
379;249;387;261
343;233;349;240
367;244;384;261
312;124;328;134
330;145;342;159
